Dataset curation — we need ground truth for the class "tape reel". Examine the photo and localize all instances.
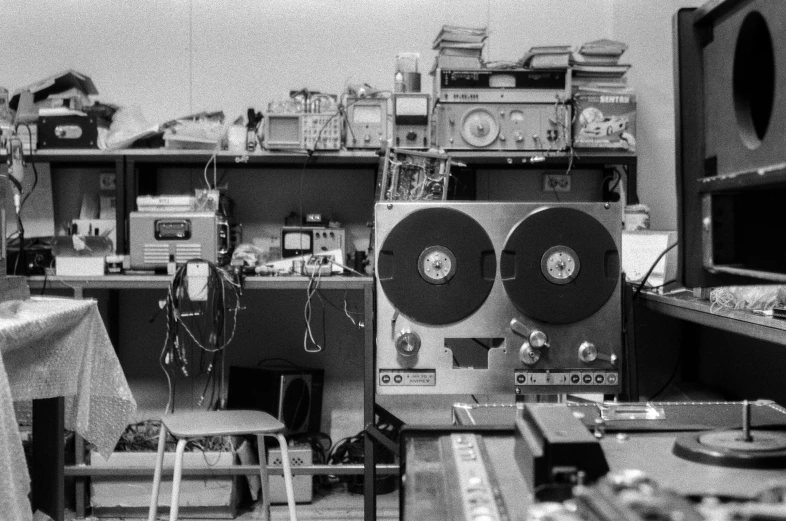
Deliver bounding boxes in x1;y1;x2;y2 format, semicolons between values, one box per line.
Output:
377;207;496;325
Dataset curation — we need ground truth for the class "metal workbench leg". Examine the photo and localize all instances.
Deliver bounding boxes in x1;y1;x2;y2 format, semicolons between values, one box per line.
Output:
32;396;65;521
363;281;376;521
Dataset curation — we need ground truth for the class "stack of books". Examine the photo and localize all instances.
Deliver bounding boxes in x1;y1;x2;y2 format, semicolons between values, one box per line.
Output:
571;39;631;89
518;45;573;69
431;25;487;71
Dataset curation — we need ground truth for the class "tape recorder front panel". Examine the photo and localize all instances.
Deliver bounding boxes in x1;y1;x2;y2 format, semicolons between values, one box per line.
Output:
375;201;622;395
433;103;570;151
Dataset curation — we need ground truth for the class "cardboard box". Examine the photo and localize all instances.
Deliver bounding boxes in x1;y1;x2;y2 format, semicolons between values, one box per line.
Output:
90;450;238;519
55;256;105;276
573;90;636;151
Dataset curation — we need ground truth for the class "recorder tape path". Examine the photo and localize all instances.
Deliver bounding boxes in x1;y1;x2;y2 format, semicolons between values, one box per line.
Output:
377;207;496;326
501;207;619;324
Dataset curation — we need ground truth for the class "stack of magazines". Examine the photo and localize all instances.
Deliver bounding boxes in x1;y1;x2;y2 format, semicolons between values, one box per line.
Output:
431;25;487;71
571;39;631;89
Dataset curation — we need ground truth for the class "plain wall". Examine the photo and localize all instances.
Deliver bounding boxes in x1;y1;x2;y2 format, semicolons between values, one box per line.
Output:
0;0;696;229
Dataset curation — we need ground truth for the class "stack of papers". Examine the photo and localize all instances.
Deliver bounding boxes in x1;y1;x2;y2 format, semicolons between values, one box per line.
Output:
432;25;488;71
519;45;573;69
571;39;631;89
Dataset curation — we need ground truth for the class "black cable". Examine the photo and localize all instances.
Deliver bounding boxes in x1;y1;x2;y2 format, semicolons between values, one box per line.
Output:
632;241;679;301
646;279;677;291
19;124;38;209
648;351;682;401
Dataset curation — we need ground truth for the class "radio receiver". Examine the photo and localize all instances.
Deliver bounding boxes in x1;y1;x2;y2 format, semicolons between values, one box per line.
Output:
432;68;571;151
434;102;570;151
375;201;622;396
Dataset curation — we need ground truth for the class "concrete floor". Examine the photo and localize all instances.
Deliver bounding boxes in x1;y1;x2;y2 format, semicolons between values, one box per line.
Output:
71;484;399;521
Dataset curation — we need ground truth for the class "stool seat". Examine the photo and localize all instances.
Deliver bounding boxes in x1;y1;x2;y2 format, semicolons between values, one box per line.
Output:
148;409;297;521
160;409;285;438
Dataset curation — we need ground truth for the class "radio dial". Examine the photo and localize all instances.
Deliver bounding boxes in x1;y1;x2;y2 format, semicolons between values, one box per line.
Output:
514;132;524;143
406;131;417;141
461;108;499;148
500;134;506;142
364;134;371;143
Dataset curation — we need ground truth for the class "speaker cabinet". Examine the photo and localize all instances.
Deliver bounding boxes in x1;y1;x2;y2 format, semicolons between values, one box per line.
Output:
227;366;324;435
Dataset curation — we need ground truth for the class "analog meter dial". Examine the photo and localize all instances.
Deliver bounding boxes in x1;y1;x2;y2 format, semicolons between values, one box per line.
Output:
510;110;526;123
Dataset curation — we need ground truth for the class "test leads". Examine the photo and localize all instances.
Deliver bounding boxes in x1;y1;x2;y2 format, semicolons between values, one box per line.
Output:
392;93;431;149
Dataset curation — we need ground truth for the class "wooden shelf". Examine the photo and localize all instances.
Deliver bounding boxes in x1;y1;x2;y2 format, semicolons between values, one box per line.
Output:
639;289;786;345
5;148;635;167
449;149;636;167
27;274;372;292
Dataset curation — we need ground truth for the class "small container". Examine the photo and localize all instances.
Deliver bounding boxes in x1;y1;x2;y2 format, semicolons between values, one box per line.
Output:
292;259;304;275
106;255;124;274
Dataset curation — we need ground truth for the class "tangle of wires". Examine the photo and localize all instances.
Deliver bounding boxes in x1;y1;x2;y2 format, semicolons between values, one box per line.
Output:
303;256;365;353
4;124;40;275
327;421;399;494
381;149;450;201
159;259;242;413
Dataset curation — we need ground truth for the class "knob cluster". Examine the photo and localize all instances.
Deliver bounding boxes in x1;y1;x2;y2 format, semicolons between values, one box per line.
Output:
510;318;550;366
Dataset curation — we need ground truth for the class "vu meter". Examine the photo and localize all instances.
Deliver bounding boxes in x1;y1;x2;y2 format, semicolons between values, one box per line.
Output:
392;93;431;149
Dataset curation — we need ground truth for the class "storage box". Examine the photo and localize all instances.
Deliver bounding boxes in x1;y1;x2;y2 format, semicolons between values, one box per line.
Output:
55;256;105;276
37;114;98;149
90;450;239;518
268;444;314;503
573;90;636;151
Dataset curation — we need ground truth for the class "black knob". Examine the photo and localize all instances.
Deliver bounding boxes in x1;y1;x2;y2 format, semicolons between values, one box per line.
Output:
406;131;417;141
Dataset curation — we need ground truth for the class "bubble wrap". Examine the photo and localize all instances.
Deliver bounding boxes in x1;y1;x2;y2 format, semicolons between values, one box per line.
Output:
0;296;138;520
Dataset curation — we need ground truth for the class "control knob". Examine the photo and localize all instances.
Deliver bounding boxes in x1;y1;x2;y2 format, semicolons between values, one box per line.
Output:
578;341;617;365
395;330;421;357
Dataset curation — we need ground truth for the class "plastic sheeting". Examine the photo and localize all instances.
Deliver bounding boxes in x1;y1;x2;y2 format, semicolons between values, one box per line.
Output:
0;296;137;521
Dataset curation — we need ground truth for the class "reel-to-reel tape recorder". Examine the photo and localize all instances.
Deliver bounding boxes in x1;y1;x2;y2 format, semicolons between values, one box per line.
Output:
375;202;623;396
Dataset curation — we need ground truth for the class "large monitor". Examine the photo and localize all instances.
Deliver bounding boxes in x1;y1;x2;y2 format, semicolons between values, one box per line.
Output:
674;1;786;288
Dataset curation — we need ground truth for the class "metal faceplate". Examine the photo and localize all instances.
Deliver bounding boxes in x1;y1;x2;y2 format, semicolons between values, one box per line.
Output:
375;201;622;395
434;103;571;151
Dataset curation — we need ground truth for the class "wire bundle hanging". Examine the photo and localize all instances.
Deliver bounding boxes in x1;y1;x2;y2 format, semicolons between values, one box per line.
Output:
159;259;241;413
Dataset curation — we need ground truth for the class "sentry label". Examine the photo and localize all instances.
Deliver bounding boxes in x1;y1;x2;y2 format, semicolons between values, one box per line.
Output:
379;369;436;386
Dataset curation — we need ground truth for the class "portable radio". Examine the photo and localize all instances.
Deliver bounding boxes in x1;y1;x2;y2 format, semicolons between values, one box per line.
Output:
129;211;231;270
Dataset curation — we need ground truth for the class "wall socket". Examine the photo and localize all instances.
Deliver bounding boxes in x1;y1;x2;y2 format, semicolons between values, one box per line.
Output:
543;173;571;192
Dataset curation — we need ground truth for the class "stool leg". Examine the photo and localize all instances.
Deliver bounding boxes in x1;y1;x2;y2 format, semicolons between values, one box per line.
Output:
256;435;271;521
276;434;298;521
169;438;188;521
147;423;169;521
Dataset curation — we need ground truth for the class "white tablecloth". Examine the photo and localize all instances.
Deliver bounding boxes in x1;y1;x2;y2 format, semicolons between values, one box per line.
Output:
0;297;137;521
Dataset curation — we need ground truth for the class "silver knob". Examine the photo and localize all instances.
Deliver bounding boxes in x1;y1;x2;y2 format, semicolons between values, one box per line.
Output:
578;341;598;363
529;330;550;349
395;331;421;357
519;342;540;365
578;342;617;365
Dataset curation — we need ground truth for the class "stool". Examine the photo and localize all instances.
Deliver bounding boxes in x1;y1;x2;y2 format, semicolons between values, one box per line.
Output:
147;410;297;521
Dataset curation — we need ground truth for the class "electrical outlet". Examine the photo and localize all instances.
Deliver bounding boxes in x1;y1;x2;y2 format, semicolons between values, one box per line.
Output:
543;173;571;192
